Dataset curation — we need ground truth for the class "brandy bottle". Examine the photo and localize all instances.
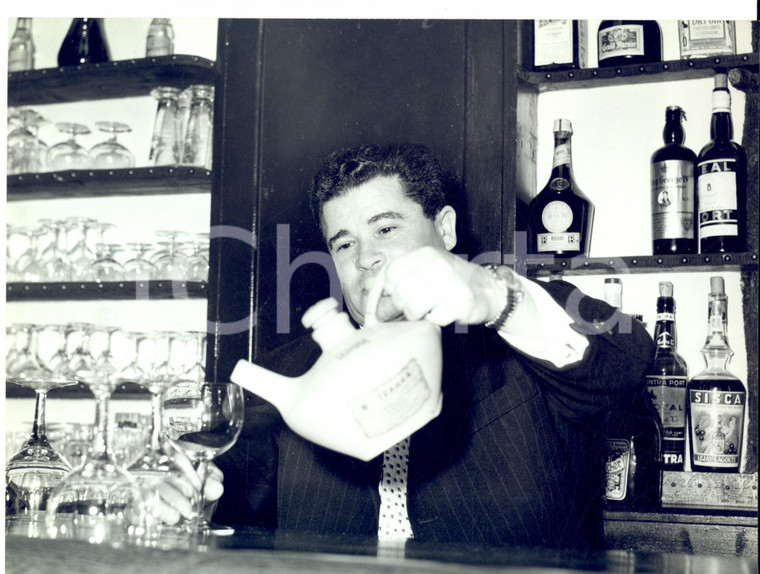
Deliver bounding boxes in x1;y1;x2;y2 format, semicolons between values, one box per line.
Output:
651;106;697;255
527;119;594;258
646;282;688;470
697;72;747;254
686;277;746;473
58;18;111;67
597;20;662;67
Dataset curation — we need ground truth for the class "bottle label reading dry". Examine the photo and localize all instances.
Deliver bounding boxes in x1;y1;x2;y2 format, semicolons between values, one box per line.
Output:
651;160;695;240
605;439;631;501
697;158;738;240
350;359;431;438
689;389;744;469
679;20;735;58
599;24;645;61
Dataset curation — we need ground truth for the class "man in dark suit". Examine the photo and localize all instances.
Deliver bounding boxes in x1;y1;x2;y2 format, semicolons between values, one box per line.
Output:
211;143;654;551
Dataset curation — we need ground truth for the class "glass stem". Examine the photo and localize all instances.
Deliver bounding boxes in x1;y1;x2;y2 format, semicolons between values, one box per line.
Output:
31;389;48;442
92;389;112;460
149;391;163;453
193;458;210;524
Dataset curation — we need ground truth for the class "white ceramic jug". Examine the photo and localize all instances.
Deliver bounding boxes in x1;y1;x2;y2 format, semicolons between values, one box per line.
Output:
230;273;443;461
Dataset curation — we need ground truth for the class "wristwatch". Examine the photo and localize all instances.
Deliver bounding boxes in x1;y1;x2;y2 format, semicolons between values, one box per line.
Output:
482;264;524;331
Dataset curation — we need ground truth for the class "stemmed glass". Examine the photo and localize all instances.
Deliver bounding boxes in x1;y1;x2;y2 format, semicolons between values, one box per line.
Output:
89;121;135;169
66;217;98;281
162;381;244;536
45;345;155;546
47;122;91;171
123;243;158;281
181;331;207;383
89;243;125;283
7;108;48;174
39;220;70;282
182;234;210;282
151;231;188;281
15;226;46;283
6;324;77;536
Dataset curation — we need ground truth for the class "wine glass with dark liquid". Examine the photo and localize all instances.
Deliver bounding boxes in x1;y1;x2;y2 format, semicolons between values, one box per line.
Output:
162;381;244;536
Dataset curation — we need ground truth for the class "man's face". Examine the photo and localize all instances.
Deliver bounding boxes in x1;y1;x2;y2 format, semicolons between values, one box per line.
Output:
322;175;454;324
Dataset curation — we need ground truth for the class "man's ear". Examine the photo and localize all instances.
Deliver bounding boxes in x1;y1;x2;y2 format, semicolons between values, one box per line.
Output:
435;205;457;251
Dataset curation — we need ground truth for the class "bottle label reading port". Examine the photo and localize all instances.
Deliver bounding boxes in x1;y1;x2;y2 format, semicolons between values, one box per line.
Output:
647;376;687;439
689;389;744;469
697;158;738;240
599;24;645;61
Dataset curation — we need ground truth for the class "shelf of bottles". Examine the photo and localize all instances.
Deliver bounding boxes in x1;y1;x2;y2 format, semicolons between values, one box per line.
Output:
6;280;207;301
7;165;212;201
7;55;216;106
523;252;759;277
520;52;759;92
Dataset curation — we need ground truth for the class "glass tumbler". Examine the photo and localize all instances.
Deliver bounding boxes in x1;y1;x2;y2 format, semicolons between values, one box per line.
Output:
180;85;214;169
149;87;182;166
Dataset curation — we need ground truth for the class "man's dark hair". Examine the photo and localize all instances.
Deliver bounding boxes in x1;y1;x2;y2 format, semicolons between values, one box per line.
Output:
309;143;447;233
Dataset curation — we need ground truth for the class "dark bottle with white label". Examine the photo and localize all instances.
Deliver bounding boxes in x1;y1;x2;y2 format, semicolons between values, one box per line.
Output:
686;277;745;473
651;106;697;255
697;72;747;254
58;18;110;67
646;282;687;470
532;20;587;71
527;119;594;257
597;20;662;67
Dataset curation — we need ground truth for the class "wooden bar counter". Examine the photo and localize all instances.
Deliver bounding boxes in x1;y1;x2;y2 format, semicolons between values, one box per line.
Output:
5;527;757;574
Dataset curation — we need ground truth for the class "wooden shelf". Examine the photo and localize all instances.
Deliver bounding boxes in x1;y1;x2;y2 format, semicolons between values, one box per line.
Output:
6;280;207;301
520;52;759;92
8;55;216;106
521;252;759;277
7;166;211;201
6;380;151;400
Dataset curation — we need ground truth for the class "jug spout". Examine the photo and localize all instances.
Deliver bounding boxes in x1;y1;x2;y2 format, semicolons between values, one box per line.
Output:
230;359;296;409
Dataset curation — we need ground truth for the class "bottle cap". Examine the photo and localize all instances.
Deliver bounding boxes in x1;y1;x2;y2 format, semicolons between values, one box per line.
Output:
710;276;725;295
658;281;673;297
604;278;622;285
553;118;573;134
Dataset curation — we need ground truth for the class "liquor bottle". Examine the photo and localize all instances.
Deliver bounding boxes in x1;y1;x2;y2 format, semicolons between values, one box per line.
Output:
527;119;594;257
146;18;175;58
8;18;35;72
679;21;736;59
599;279;662;510
697;72;747;254
57;18;111;67
646;282;688;470
651;106;697;255
597;20;662;67
686;276;746;473
532;20;587;71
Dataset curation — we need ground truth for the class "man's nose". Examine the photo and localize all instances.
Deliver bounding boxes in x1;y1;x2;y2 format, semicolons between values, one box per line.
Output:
356;243;386;271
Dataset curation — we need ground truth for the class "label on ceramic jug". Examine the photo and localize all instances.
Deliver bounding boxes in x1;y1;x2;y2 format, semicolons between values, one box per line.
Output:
350;359;431;438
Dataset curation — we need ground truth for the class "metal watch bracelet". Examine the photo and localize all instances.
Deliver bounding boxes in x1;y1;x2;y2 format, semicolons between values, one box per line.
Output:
482;264;524;331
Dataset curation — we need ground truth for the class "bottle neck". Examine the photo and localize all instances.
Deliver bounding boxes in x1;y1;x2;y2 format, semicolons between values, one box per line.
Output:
663;119;685;145
16;18;32;32
701;294;733;370
710;89;733;142
653;296;677;350
550;132;574;179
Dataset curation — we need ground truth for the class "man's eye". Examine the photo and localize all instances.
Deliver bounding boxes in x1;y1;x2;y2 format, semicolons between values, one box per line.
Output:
378;226;396;235
335;241;353;252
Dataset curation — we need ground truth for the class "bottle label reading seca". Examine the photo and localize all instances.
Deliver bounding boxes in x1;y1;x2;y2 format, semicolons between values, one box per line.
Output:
652;160;695;240
599;24;645;62
538;200;580;252
689;388;744;469
697;158;739;239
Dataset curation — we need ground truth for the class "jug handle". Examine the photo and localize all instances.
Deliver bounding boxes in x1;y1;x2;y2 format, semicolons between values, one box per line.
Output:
363;266;386;328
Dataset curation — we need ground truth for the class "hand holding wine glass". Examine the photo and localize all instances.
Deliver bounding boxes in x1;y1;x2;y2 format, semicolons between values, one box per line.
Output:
161;381;244;535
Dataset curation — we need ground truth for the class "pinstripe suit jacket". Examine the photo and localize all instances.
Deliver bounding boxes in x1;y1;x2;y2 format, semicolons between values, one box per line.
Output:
214;279;655;551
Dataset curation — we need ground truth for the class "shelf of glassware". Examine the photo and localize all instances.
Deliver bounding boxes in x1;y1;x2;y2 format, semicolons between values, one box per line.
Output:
5;280;207;301
7;55;216;106
6;165;212;201
519;52;759;92
523;252;759;278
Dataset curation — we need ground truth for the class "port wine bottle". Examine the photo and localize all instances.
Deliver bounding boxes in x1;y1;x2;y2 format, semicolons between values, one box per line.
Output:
651;106;697;255
527;119;594;257
697;72;747;254
646;282;688;470
686;277;746;473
